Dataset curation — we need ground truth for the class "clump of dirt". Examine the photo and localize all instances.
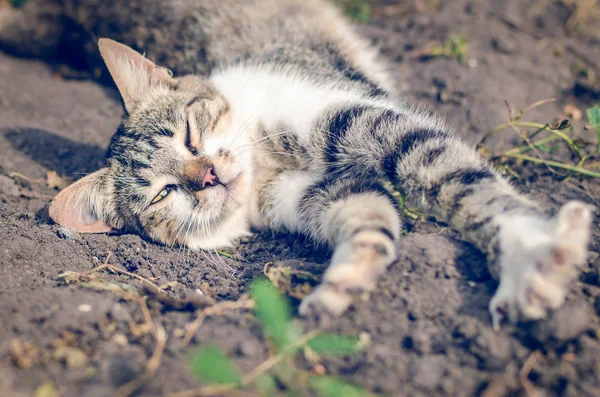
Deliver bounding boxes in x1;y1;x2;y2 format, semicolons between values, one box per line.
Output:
1;0;600;396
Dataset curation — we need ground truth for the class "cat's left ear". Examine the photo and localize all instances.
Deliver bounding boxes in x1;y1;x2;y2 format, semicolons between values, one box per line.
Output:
49;168;121;233
98;38;176;113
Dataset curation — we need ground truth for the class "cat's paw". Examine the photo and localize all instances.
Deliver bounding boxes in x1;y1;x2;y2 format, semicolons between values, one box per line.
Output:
299;230;396;316
489;201;593;330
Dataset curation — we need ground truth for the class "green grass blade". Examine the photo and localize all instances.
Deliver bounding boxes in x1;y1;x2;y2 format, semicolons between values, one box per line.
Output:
188;345;241;385
307;333;360;356
250;279;297;350
587;104;600;153
504;153;600;178
588;104;600;132
310;376;369;397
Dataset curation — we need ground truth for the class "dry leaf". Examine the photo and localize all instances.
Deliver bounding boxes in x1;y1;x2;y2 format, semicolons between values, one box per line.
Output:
263;261;319;300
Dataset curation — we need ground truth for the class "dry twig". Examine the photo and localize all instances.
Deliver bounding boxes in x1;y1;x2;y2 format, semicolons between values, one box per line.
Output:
182;296;255;346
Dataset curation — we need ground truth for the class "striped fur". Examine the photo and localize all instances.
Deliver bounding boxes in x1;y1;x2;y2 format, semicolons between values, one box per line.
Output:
2;0;592;326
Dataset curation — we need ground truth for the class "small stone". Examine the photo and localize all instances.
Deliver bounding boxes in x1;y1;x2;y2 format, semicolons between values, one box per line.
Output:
56;226;79;241
53;346;88;368
491;37;516;54
468;58;478;68
112;333;128;346
438;90;450;103
77;304;92;313
237;340;260;357
110;303;131;323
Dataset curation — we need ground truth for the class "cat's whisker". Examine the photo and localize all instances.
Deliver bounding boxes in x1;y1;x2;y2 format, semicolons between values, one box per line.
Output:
228;114;265;150
171;212;191;251
177;213;195;263
238;129;293;148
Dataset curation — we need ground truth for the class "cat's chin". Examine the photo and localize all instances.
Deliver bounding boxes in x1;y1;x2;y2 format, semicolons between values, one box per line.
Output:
185;204;251;250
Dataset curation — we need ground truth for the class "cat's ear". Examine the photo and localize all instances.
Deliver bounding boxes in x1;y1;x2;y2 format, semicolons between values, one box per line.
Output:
98;38;176;113
49;168;119;233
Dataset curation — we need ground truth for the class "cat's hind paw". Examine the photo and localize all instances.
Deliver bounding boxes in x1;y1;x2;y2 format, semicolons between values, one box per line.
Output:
298;230;396;316
490;201;593;330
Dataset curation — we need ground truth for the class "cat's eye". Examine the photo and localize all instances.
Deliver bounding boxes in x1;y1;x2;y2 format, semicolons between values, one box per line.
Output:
150;185;175;205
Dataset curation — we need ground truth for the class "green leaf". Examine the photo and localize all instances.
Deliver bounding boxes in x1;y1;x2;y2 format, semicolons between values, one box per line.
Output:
587;104;600;132
256;374;278;396
307;333;360;356
310;376;369;397
250;279;298;349
188;345;241;385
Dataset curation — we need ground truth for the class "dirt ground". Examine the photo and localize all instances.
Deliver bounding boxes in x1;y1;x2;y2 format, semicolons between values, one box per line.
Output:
1;0;600;396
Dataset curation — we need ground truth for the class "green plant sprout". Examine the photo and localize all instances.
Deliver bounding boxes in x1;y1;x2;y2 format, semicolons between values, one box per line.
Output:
179;279;371;397
431;35;469;63
479;99;600;179
334;0;372;23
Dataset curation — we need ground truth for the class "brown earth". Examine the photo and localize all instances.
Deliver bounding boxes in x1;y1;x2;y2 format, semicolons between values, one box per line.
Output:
1;0;600;396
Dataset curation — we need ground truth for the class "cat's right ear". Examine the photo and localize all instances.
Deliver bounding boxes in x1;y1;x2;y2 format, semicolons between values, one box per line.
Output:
49;168;120;233
98;38;176;113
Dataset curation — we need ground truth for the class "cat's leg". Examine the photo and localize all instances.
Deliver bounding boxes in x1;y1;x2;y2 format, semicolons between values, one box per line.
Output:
381;121;593;329
313;103;593;327
261;171;402;315
0;0;64;58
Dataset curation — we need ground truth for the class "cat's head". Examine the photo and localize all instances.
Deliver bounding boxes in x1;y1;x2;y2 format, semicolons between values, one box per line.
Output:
49;39;252;249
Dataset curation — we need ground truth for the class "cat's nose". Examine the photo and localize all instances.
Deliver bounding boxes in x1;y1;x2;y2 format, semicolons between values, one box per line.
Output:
202;167;218;188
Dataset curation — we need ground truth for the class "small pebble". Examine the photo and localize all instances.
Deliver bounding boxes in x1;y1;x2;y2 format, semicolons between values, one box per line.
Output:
110;303;131;322
468;58;478;68
77;304;92;313
112;333;128;346
56;226;79;241
237;340;260;357
491;37;516;54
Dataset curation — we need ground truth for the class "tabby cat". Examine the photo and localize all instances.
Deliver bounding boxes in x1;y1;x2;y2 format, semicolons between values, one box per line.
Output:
0;0;593;328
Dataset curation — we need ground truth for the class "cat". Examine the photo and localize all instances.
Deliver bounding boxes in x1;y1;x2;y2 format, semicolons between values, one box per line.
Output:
0;0;593;329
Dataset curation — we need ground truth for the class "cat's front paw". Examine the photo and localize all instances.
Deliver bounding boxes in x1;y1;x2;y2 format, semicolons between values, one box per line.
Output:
490;201;593;330
299;230;396;316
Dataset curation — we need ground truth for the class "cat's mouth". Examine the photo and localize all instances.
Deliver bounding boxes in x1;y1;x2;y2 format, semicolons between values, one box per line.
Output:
222;172;243;194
